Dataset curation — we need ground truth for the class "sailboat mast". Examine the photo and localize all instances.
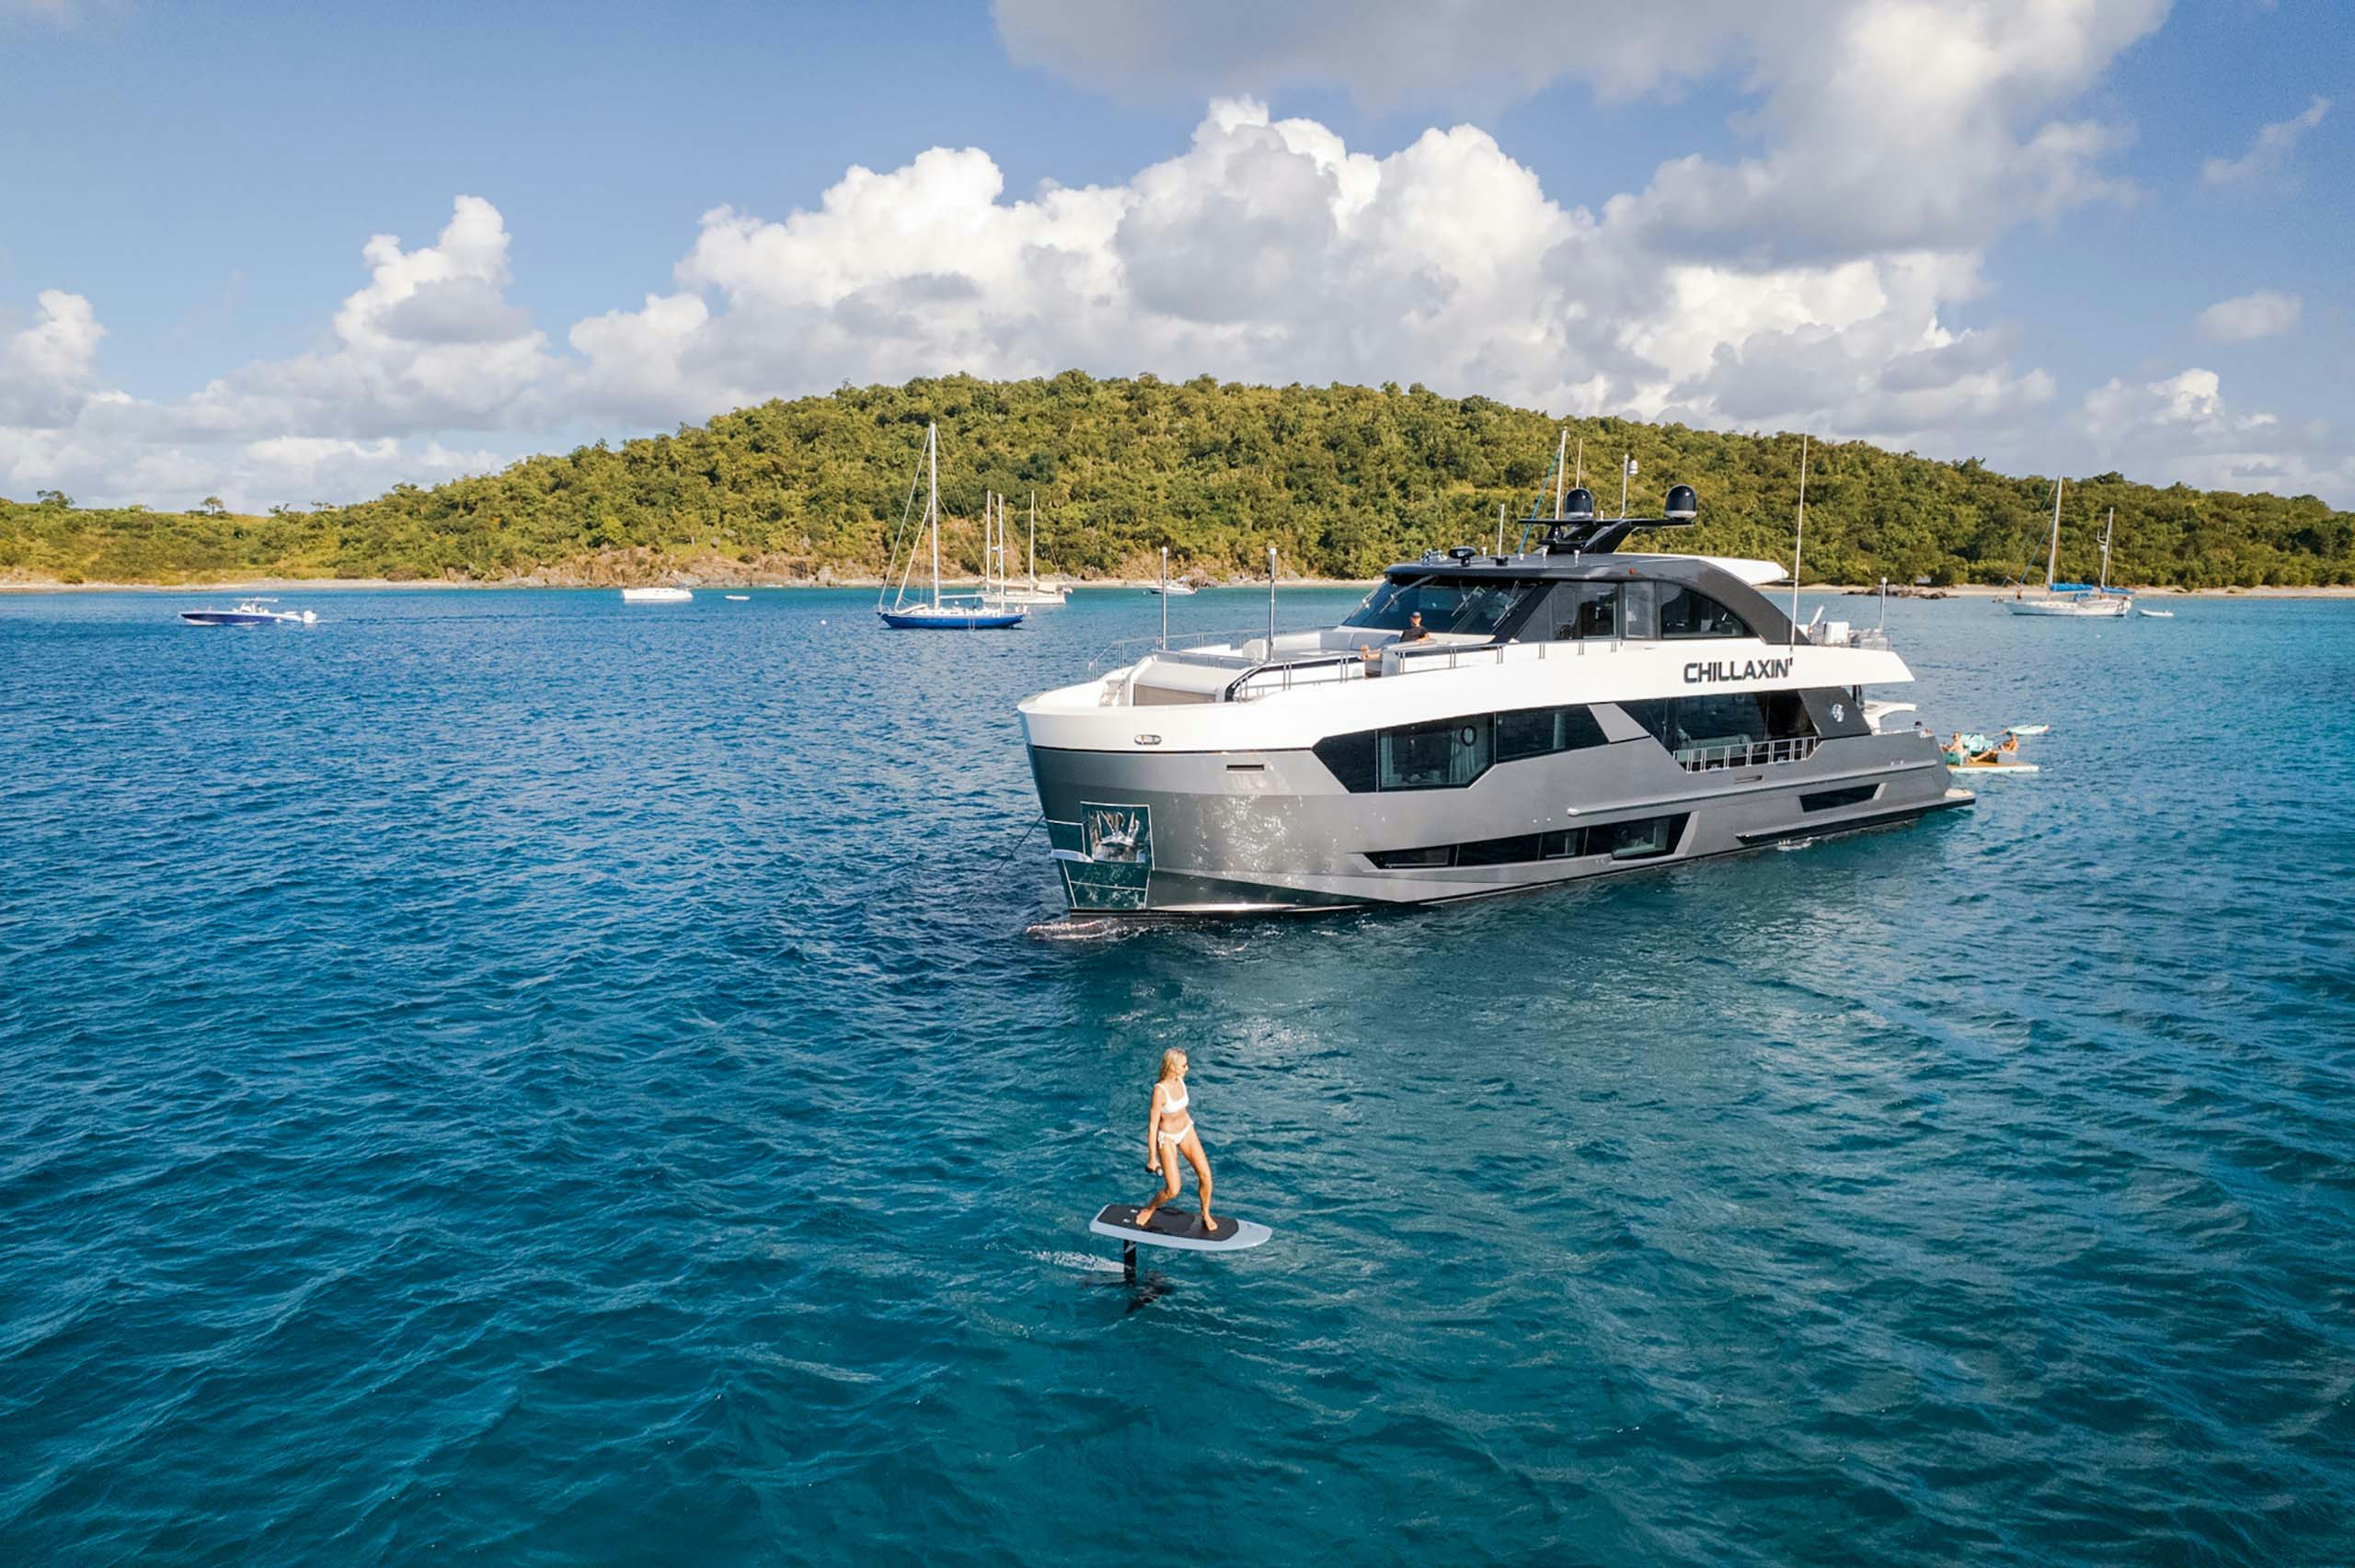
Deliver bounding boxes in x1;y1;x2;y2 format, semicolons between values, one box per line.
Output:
1028;492;1037;589
2100;506;2114;592
1790;434;1809;645
929;426;940;602
2046;477;2063;593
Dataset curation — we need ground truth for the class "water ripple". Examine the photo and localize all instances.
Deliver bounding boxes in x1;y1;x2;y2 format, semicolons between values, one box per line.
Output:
1;589;2350;1565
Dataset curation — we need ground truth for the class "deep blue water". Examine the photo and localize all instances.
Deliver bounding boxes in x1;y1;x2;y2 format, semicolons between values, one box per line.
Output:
3;586;2351;1566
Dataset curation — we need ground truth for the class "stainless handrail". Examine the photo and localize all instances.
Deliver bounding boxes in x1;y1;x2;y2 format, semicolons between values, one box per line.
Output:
1086;625;1324;676
1675;736;1819;772
1222;655;1368;703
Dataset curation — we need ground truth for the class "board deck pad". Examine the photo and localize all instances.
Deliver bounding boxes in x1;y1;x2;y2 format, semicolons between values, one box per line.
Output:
1091;1204;1272;1252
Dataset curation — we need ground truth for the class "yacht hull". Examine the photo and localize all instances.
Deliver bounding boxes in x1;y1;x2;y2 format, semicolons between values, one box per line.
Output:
1023;727;1966;914
879;608;1026;629
2001;597;2131;617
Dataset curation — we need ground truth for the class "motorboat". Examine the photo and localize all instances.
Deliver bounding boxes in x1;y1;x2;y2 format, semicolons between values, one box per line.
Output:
178;598;317;626
1144;582;1197;597
878;424;1024;630
725;593;751;601
2004;484;2131;616
622;586;693;603
1017;483;1970;915
2137;607;2175;619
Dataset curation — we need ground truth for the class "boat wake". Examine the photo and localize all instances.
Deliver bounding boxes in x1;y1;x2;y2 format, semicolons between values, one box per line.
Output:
1024;916;1136;943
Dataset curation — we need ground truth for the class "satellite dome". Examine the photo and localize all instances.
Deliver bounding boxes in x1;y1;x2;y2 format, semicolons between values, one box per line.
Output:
1664;483;1699;521
1561;486;1597;522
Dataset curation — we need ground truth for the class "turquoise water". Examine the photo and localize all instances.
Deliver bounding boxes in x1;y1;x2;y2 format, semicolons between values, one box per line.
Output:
3;587;2351;1565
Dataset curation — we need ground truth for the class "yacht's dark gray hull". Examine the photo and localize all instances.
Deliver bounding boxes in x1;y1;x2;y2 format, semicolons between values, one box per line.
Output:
1027;727;1967;914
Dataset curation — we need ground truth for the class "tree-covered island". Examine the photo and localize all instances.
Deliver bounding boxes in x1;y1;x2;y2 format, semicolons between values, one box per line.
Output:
5;372;2349;589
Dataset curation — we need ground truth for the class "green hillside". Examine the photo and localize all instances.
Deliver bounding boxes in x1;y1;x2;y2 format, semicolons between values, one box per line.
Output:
6;372;2350;587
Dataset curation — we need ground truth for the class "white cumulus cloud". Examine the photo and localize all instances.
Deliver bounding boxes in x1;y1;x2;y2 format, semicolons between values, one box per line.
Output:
2196;290;2302;343
2;22;2349;512
2202;96;2331;187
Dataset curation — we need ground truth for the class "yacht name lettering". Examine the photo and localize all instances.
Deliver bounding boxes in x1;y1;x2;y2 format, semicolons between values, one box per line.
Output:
1683;657;1795;684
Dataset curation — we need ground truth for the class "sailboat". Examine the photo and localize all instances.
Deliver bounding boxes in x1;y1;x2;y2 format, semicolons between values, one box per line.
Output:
992;492;1068;607
878;425;1026;630
2004;480;2131;617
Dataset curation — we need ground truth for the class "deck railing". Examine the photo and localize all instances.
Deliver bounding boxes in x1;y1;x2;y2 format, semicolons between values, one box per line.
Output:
1675;736;1819;772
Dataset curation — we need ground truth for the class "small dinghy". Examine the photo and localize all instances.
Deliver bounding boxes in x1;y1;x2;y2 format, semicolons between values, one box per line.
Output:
724;594;750;601
2137;607;2175;618
622;587;692;603
178;598;316;626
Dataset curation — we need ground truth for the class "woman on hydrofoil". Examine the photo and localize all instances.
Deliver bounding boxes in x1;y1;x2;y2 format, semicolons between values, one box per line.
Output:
1135;1048;1214;1232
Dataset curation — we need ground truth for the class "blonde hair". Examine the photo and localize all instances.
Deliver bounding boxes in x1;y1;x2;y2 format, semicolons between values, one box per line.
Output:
1156;1048;1188;1082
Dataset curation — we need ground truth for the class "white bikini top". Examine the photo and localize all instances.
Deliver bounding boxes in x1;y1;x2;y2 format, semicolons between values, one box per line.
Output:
1161;1086;1189;1115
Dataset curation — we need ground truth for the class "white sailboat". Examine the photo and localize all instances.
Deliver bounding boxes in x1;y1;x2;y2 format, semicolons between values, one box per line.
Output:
2005;480;2131;617
879;426;1025;631
993;492;1068;607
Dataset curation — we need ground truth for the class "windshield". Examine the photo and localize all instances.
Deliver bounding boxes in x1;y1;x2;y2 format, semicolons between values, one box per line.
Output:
1344;575;1530;637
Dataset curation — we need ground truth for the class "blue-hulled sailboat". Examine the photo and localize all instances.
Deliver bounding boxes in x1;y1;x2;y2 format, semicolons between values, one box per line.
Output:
879;423;1024;631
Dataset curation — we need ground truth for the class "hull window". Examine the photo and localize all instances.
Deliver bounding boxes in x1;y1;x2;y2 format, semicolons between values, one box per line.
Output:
1316;704;1609;793
1618;692;1822;768
1495;704;1610;762
1800;784;1881;812
1379;715;1492;790
1367;814;1689;871
1368;845;1457;870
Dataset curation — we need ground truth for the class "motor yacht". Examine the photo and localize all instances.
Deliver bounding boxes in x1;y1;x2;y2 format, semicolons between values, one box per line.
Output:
1017;485;1970;914
178;599;317;626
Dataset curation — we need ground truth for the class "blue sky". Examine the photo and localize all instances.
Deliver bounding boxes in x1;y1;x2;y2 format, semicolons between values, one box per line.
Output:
1;0;2346;508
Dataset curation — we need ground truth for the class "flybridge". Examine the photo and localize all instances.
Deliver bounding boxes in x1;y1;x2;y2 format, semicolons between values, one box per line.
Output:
1683;657;1796;684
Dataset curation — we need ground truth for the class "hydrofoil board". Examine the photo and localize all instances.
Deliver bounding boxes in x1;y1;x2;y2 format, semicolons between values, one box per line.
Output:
1091;1204;1271;1252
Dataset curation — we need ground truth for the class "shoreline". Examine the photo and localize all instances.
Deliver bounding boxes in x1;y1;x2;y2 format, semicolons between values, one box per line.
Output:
6;576;2355;599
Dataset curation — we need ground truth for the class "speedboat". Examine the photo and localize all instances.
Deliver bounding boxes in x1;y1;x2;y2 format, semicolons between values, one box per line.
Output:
1144;582;1197;597
622;586;693;603
1017;483;1970;915
178;599;317;626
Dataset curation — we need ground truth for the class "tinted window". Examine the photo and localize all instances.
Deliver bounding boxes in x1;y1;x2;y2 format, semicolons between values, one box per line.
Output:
1367;814;1687;869
1379;715;1491;790
1616;695;1811;755
1457;833;1546;866
1659;587;1753;638
1549;582;1620;640
1800;784;1880;812
1312;730;1377;793
1368;845;1455;869
1676;694;1766;749
1346;576;1530;636
1617;699;1675;749
1593;815;1683;859
1495;704;1610;762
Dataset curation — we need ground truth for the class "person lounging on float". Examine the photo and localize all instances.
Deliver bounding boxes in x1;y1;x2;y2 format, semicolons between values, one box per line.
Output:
1135;1048;1214;1233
